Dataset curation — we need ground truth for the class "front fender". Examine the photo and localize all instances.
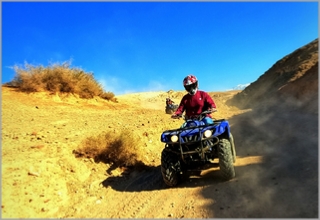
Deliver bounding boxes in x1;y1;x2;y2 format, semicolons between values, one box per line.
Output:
160;119;231;143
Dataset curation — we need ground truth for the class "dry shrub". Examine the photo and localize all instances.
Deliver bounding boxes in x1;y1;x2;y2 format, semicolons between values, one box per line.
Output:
74;130;146;168
10;64;46;92
100;92;116;101
8;60;115;101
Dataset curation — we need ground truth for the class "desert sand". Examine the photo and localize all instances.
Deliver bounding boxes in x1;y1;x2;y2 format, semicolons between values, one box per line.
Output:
1;86;318;218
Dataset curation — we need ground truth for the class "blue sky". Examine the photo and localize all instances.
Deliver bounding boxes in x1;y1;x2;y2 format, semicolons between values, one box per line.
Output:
1;2;318;95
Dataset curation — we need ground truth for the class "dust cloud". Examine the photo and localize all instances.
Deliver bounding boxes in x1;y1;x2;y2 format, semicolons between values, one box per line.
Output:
200;91;318;217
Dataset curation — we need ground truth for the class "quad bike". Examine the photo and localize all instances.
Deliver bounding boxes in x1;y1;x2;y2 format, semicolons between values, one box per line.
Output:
165;98;178;114
165;104;178;114
160;110;236;187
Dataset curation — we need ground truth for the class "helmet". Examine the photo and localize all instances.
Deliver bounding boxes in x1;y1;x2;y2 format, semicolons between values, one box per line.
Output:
183;75;198;95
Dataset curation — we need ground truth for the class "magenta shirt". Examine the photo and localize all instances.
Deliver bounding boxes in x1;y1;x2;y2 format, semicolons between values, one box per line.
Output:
174;90;217;119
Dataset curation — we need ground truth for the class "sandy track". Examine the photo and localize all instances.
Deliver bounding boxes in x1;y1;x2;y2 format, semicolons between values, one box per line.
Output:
1;87;318;218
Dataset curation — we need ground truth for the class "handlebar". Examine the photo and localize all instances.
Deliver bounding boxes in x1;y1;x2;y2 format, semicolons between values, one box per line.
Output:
171;114;182;119
171;108;217;120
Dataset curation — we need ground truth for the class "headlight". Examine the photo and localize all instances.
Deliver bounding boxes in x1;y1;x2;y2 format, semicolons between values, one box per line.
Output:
204;130;212;138
170;135;178;142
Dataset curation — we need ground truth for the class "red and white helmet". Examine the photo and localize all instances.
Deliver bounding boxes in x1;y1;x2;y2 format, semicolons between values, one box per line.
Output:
183;74;198;95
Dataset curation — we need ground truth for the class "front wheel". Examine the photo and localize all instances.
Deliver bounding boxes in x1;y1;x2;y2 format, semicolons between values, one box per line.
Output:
161;149;181;187
218;138;235;180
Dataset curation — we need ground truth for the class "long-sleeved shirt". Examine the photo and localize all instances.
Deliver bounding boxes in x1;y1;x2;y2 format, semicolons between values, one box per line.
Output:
174;90;217;119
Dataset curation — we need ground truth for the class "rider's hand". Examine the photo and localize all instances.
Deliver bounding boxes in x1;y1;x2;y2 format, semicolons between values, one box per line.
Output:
208;108;217;113
171;114;181;119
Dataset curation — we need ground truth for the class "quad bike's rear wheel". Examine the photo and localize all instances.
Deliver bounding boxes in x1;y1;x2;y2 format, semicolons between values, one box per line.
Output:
218;138;236;180
161;149;181;186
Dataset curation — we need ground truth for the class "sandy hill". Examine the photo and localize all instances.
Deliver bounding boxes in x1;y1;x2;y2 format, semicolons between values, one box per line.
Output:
1;39;318;218
226;38;318;114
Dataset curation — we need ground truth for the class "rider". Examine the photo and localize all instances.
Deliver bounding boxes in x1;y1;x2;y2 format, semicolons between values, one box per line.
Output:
171;74;217;125
166;97;174;107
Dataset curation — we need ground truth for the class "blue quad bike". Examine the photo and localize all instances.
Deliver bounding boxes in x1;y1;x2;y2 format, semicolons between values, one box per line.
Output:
160;110;236;187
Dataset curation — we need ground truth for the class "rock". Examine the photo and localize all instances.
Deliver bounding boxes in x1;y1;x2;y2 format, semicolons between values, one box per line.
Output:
28;171;40;177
